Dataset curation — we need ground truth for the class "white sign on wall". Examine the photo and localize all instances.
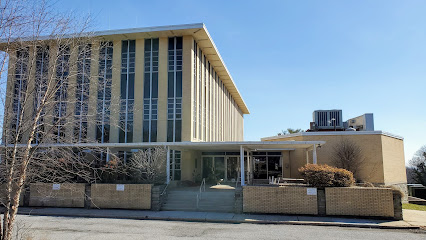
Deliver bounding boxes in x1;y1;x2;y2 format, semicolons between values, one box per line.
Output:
307;188;317;196
116;184;125;191
52;184;61;190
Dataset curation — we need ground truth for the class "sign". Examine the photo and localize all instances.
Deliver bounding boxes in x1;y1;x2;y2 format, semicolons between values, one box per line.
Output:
307;188;317;196
52;184;61;190
116;184;125;191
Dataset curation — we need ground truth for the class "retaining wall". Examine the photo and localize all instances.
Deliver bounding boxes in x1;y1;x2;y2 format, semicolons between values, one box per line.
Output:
90;184;152;210
325;187;394;217
243;186;318;215
29;183;85;208
0;184;24;206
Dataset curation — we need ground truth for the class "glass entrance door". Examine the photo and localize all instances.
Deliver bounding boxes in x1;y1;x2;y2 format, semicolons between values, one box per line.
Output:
253;156;267;179
214;157;225;181
202;157;213;179
202;156;226;180
227;157;239;181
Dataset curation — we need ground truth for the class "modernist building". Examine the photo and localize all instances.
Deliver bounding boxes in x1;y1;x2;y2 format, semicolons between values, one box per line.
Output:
4;24;406;189
4;23;324;184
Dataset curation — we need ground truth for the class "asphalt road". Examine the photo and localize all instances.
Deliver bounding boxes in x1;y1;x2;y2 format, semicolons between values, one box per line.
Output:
11;215;426;240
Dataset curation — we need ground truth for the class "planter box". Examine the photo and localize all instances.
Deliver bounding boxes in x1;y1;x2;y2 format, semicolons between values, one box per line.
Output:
90;184;152;210
325;187;394;217
243;186;318;215
29;183;85;208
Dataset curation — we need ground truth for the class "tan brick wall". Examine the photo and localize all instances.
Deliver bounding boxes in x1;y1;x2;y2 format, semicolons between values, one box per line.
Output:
0;184;24;206
243;186;318;215
29;183;85;208
90;184;151;209
325;187;394;217
381;135;407;185
265;134;387;184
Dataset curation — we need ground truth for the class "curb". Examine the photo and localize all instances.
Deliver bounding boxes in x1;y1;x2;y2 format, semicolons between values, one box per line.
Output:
16;210;420;230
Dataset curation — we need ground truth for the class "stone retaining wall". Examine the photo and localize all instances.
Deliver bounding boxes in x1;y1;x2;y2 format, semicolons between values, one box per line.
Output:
29;183;85;208
243;186;318;215
90;184;151;209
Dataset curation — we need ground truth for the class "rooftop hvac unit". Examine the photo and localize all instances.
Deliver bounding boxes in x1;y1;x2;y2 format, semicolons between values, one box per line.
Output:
313;110;343;130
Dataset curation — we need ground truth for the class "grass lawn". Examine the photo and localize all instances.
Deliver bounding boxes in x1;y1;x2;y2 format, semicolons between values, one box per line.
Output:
403;203;426;211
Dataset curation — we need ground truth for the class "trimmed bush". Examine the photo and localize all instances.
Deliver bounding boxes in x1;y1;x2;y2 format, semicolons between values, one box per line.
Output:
299;164;354;187
332;168;355;187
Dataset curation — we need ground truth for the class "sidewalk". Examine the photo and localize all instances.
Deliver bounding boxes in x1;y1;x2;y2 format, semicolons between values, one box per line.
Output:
16;207;423;230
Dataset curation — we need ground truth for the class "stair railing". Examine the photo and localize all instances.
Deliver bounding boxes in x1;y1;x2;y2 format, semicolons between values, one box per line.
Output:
196;178;206;209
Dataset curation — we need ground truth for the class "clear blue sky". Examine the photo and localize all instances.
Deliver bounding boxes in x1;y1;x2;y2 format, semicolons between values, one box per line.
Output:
58;0;426;164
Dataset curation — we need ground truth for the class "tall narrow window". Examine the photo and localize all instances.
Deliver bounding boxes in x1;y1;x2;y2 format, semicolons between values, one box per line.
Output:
193;40;197;139
167;36;183;180
96;42;113;144
11;48;29;142
203;55;206;141
54;45;70;142
167;37;182;142
206;61;210;142
119;40;135;144
198;49;202;140
74;44;91;142
33;46;49;144
143;38;159;142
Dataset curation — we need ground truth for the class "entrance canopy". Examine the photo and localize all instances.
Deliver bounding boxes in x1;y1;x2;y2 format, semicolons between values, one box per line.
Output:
8;140;325;152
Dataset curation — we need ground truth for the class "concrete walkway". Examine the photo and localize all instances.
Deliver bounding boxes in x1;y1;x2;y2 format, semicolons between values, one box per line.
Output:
15;207;425;229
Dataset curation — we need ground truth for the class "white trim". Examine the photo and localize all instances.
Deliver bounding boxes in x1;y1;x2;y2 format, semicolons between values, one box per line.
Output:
261;131;404;141
1;140;326;149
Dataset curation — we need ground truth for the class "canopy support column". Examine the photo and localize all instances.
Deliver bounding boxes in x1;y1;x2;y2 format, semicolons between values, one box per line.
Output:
240;145;245;186
106;147;110;162
313;144;317;164
306;149;309;164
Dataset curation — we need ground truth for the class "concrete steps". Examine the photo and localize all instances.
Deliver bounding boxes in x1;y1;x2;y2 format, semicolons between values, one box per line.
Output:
162;189;236;213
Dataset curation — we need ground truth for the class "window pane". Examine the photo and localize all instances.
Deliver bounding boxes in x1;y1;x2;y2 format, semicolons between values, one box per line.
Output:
152;73;158;98
176;71;182;97
144;73;150;98
143;120;149;142
168;72;174;98
167;120;174;142
175;120;182;142
151;120;157;142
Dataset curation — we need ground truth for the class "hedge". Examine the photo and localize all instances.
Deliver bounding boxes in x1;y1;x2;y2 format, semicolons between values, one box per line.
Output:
299;164;355;187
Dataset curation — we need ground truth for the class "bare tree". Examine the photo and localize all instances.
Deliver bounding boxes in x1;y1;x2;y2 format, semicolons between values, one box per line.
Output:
332;139;365;179
0;1;122;239
410;145;426;185
128;147;168;184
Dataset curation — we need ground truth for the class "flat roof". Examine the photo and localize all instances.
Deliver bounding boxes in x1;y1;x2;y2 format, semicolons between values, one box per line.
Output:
261;131;404;141
2;141;325;151
2;23;250;114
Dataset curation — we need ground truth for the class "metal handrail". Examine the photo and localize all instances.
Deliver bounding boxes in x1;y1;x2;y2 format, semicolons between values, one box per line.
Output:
160;183;169;196
196;178;206;209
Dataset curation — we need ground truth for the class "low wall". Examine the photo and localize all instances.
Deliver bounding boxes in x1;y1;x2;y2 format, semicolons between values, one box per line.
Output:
29;183;85;208
0;184;24;206
90;184;152;210
243;186;318;215
325;187;394;217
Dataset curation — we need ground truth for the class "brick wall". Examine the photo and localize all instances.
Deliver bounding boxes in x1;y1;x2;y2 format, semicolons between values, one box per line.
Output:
90;184;151;209
243;186;318;215
29;183;85;208
325;187;394;217
0;184;24;206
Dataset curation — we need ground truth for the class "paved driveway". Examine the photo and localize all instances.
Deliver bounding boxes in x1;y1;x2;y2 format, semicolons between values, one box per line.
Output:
12;215;426;240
